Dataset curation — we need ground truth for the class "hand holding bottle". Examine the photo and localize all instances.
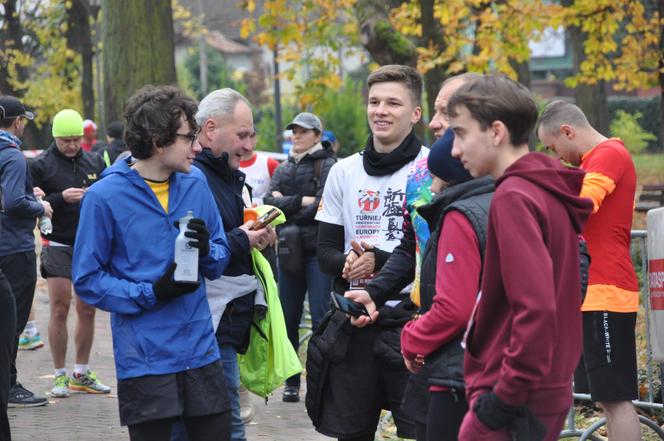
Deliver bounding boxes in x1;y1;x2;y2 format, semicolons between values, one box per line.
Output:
153;262;200;302
40;199;53;218
183;218;210;257
36;196;53;235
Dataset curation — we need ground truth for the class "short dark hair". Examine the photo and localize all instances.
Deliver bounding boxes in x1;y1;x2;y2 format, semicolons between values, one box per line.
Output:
0;118;13;129
537;99;590;135
448;75;537;146
367;65;423;106
123;85;198;160
106;121;124;139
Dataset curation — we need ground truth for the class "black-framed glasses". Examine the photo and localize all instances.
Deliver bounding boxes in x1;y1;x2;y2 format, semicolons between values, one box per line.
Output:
175;131;199;147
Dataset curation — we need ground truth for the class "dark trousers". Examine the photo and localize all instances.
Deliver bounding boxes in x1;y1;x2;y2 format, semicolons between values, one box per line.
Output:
0;269;17;441
278;255;331;387
415;390;469;441
0;252;37;387
129;411;231;441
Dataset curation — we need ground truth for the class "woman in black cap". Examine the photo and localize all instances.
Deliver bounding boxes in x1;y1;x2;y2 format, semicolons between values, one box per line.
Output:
263;112;336;403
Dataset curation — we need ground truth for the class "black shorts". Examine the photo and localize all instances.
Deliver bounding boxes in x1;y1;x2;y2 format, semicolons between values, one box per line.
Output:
117;360;230;426
40;246;73;279
574;311;638;402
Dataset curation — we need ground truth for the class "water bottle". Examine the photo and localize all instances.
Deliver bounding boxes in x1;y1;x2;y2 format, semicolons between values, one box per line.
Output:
174;211;198;282
37;197;52;235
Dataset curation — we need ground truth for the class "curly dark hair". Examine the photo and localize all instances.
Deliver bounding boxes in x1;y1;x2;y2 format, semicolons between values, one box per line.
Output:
123;85;198;159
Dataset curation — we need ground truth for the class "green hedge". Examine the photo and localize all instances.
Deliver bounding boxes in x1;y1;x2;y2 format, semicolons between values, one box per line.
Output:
607;95;662;152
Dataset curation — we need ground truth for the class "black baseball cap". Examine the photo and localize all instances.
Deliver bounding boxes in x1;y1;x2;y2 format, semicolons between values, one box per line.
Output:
0;96;35;120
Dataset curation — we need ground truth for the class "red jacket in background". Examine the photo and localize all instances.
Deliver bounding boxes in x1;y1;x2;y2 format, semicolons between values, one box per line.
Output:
463;152;593;415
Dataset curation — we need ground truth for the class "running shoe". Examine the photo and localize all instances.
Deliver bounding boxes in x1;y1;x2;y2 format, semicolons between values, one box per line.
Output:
69;370;111;394
18;332;44;350
9;383;48;407
51;374;70;398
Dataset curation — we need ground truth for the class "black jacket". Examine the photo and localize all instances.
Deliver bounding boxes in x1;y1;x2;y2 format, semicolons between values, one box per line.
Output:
193;148;254;353
94;138;127;166
29;143;105;245
263;144;335;256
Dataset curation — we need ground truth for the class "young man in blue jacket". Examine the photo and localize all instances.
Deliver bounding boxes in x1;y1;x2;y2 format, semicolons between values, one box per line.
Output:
72;85;232;441
0;96;51;410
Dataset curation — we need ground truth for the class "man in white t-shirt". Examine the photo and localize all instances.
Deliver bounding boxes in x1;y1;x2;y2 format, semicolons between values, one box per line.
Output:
239;130;280;206
309;64;425;441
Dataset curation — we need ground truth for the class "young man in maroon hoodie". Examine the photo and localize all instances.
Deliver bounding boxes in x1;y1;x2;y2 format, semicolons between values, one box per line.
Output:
448;75;593;441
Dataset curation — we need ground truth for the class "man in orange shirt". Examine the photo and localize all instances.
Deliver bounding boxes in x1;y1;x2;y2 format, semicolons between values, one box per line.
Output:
538;100;640;441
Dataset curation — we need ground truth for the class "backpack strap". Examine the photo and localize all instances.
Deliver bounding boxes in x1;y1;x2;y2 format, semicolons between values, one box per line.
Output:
102;150;111;167
312;158;324;188
314;158;323;180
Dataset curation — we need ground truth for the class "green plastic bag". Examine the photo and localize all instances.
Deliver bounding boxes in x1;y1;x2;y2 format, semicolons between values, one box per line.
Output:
238;248;302;399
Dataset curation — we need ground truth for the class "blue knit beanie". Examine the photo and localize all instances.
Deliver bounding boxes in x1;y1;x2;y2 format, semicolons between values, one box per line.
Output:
427;128;472;184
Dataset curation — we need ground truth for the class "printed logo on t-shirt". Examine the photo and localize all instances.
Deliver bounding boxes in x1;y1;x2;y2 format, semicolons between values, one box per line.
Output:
382;188;406;216
358;189;380;212
354;187;406;245
382;187;406;242
248;177;268;187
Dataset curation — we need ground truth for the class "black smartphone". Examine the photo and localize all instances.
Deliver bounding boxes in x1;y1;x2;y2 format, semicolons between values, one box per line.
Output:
330;292;370;318
250;208;279;230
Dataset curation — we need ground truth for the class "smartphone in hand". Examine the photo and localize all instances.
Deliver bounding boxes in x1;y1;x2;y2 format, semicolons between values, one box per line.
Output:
249;208;279;230
330;292;370;318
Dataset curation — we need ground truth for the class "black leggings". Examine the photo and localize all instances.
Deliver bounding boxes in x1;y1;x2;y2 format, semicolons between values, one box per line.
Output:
128;411;230;441
415;390;469;441
0;270;16;441
0;252;36;388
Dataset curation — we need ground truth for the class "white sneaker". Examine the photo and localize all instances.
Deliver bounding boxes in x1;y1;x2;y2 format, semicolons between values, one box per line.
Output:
51;374;70;398
239;385;255;423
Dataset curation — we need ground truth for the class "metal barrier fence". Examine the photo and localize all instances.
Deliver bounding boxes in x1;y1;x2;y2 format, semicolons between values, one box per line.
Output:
560;230;664;440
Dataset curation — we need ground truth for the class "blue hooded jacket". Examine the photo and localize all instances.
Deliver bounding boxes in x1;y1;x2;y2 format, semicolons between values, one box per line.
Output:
73;157;231;380
0;130;44;256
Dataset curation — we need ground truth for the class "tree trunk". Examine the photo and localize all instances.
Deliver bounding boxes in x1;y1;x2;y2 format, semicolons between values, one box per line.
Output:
101;0;177;122
510;60;531;90
0;0;50;148
418;0;447;127
564;0;609;134
67;0;96;120
0;0;25;96
273;46;283;153
355;0;417;66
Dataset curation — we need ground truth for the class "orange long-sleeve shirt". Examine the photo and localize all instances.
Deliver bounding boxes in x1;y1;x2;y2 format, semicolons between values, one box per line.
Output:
580;139;639;312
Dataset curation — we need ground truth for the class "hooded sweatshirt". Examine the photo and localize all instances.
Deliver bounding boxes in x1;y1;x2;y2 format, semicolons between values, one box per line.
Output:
463;152;593;414
0;130;44;256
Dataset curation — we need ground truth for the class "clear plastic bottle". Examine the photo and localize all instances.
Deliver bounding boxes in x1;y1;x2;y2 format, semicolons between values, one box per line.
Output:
174;211;198;282
37;197;52;235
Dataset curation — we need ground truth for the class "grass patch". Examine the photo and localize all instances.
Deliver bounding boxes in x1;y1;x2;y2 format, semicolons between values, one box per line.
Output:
634;153;664;186
632;153;664;229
